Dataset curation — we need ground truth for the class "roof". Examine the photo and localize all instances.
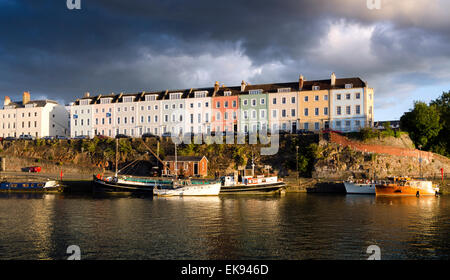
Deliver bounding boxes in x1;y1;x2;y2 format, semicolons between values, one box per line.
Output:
72;76;368;105
3;100;58;109
163;156;207;162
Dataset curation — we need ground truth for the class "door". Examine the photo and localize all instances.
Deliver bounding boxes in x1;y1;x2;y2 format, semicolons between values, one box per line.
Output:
292;122;297;133
194;163;199;176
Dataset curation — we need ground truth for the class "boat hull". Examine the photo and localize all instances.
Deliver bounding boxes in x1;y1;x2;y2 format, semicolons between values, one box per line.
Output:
375;184;438;196
220;182;285;194
344;182;375;194
93;176;156;194
154;182;221;196
0;181;63;193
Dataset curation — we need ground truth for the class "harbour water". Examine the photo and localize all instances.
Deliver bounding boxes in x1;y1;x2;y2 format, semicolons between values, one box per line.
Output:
0;193;448;260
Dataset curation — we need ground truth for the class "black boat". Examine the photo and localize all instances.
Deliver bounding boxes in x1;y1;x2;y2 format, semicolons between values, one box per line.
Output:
220;175;285;194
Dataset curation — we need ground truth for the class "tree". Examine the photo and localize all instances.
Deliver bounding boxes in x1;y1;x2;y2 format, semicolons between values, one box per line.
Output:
430;91;450;156
400;101;442;149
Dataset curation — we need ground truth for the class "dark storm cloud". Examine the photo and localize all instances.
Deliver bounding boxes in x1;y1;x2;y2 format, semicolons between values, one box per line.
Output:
0;0;449;112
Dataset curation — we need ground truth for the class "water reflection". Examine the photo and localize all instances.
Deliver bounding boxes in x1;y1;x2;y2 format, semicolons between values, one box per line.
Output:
0;193;448;259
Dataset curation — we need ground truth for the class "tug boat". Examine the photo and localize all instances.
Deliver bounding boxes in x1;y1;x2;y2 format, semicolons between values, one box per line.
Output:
93;174;171;194
0;180;62;192
220;175;285;194
375;177;439;196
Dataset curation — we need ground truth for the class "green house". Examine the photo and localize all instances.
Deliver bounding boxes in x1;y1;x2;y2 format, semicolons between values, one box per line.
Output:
238;88;268;133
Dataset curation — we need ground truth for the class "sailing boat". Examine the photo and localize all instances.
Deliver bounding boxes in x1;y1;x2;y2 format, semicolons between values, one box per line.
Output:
93;139;220;195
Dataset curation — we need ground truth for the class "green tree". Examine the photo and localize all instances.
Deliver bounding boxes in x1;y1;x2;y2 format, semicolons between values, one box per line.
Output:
400;101;442;149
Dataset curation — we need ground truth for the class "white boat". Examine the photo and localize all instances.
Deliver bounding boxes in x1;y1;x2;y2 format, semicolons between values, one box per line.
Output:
344;181;376;194
220;175;285;194
153;181;221;196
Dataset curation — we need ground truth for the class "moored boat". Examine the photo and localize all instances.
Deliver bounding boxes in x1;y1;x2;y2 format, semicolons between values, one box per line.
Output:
375;177;439;196
0;180;62;192
344;180;376;194
220;175;285;194
153;180;221;196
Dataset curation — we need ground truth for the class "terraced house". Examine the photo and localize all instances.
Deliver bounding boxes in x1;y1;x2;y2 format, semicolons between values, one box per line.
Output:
68;73;374;138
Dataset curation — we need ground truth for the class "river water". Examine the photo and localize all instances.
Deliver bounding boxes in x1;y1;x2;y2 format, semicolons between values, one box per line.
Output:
0;193;448;260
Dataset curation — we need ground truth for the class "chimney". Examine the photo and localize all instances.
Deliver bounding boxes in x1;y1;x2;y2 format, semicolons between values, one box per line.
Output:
84;92;90;98
241;80;246;92
4;96;11;106
214;81;220;94
23;91;30;105
299;75;304;90
331;72;336;86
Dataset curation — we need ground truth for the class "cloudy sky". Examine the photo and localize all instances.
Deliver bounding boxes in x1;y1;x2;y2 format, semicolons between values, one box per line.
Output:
1;0;450;121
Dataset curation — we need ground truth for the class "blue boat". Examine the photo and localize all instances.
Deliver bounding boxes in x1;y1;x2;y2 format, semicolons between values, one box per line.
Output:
0;180;63;192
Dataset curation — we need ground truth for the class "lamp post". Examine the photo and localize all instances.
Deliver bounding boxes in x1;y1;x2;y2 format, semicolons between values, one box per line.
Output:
296;145;299;186
418;145;423;178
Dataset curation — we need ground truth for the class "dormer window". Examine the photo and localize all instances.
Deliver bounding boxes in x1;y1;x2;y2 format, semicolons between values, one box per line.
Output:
224;91;232;96
170;93;182;100
312;85;320;91
277;88;291;93
194;91;208;98
80;99;90;105
249;89;263;95
145;95;157;101
123;96;134;103
25;103;36;108
100;98;112;104
345;83;353;89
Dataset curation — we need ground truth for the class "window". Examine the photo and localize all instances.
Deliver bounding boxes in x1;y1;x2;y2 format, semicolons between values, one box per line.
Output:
324;95;328;101
291;109;296;117
232;100;237;107
336;121;341;128
282;110;286;117
197;102;201;108
260;98;265;105
194;91;207;98
337;94;341;100
337;106;341;115
260;110;266;119
277;88;291;93
224;112;228;120
356;105;361;115
304;123;309;130
145;95;157;101
233;112;237;120
252;110;256;119
164;115;168;122
273;98;277;105
355;120;361;127
190;114;194;124
315;122;320;130
216;101;220;108
282;97;286;104
315;108;319;116
251;99;256;106
101;98;112;104
243;100;248;106
345;84;353;89
164;104;169;110
272;110;277;118
315;95;319;101
216;112;221;120
346;94;351;100
324;107;328;115
346;120;351;127
291;97;296;104
249;89;262;95
304;108;309;116
356;93;360;99
224;101;228;108
170;93;182;100
244;111;248;120
123;96;133;103
346;106;351;115
313;86;320;90
224;91;231;96
304;96;309;102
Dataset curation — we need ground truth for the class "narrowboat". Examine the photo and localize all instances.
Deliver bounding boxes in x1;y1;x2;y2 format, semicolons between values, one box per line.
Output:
0;180;62;192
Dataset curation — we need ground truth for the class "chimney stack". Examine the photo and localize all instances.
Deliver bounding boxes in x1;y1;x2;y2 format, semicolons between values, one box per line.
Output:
299;75;304;90
22;91;30;105
241;80;246;92
84;92;90;98
214;81;220;94
331;72;336;86
4;96;11;106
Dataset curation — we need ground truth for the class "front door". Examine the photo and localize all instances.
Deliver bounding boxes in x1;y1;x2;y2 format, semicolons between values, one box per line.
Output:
292;122;297;133
193;163;198;175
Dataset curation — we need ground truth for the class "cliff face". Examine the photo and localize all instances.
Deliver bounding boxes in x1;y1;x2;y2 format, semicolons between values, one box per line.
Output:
314;133;450;180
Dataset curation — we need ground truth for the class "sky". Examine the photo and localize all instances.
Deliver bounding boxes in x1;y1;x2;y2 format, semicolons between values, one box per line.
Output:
1;0;450;121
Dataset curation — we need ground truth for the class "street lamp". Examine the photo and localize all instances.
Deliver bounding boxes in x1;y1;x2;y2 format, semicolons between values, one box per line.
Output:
296;145;299;186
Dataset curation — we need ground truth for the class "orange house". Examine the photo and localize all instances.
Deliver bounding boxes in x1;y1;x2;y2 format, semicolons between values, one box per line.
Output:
211;87;240;133
162;156;208;177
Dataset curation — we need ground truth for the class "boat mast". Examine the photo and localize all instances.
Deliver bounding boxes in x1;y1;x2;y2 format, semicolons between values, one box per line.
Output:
115;138;119;177
251;150;255;177
175;143;178;179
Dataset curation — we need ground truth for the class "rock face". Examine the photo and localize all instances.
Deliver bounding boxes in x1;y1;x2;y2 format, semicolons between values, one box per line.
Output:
314;133;450;180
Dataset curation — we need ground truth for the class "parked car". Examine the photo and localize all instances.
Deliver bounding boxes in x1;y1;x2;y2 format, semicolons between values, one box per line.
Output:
19;134;35;140
41;136;54;140
56;135;69;140
161;132;172;138
115;134;130;139
142;133;158;139
28;166;42;173
4;136;16;141
73;135;88;140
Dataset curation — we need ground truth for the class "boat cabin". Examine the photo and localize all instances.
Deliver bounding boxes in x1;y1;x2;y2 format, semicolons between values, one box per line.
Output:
162;156;208;178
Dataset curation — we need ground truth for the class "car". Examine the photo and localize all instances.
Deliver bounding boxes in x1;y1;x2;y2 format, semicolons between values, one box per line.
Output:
115;134;130;139
28;166;42;173
4;136;16;141
41;136;54;140
56;135;69;140
142;133;158;139
161;132;172;138
73;135;88;140
19;134;35;140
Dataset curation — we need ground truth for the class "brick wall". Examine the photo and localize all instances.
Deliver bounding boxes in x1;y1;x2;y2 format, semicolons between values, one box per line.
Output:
329;132;439;161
